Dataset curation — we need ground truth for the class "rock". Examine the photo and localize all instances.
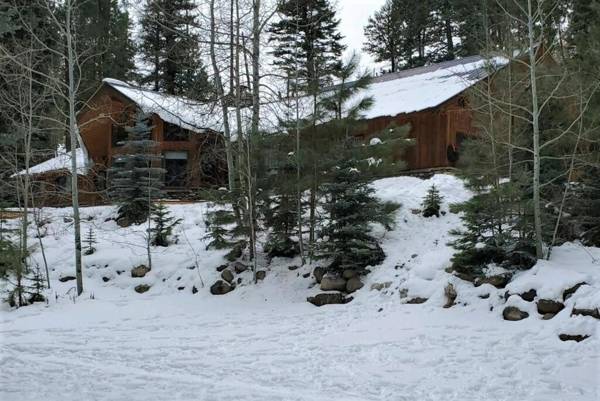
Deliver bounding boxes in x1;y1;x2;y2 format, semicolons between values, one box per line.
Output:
256;270;266;281
320;275;347;291
302;272;310;278
288;265;300;271
370;282;392;291
537;299;564;315
313;266;325;283
29;293;45;303
216;264;228;272
475;273;512;289
102;277;110;283
406;297;428;304
221;269;234;283
542;313;556;320
192;286;198;294
411;254;418;259
63;217;73;223
231;261;248;274
519;289;537;302
225;243;244;261
177;286;185;291
558;334;590;342
116;217;131;227
444;283;457;308
503;306;529;321
571;308;600;319
58;275;76;282
237;277;242;284
134;284;150;294
478;293;490;299
186;266;195;270
307;293;352;307
346;277;364;293
131;264;150;278
210;280;233;295
342;269;358;280
563;282;587;301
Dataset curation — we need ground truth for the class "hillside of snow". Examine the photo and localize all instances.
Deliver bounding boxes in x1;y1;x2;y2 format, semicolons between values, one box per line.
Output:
1;175;599;401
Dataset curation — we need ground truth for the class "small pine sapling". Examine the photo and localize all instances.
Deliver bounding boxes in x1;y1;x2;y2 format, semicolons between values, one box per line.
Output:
422;184;443;218
25;265;46;304
84;225;97;255
150;203;182;247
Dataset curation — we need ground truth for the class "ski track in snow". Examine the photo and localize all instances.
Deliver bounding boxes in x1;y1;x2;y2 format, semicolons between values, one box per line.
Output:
1;297;598;401
1;175;599;401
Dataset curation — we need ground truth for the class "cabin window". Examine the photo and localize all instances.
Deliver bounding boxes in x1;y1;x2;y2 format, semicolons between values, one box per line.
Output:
111;125;128;147
163;151;188;187
164;122;190;141
55;175;71;193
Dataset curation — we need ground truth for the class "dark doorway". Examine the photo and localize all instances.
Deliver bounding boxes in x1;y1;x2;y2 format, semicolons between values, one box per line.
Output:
164;151;188;187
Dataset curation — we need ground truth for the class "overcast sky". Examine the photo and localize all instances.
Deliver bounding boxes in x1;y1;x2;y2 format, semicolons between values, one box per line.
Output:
337;0;387;72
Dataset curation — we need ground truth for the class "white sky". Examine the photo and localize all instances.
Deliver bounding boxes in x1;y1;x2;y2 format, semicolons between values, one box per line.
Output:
337;0;388;72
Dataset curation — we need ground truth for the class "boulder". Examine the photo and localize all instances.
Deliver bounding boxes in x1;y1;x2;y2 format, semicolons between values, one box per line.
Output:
192;286;198;294
503;306;529;321
537;299;564;315
210;280;233;295
571;308;600;319
475;273;512;289
406;297;428;304
216;264;228;272
313;266;325;283
134;284;151;294
102;277;110;283
225;243;243;261
288;265;300;271
307;293;351;307
58;275;76;282
370;282;392;291
444;283;457;308
342;269;358;280
231;261;248;274
346;277;364;293
221;269;234;283
256;270;266;281
563;282;587;301
542;313;556;320
131;264;151;278
558;334;590;342
520;289;537;302
320;275;347;292
302;272;310;278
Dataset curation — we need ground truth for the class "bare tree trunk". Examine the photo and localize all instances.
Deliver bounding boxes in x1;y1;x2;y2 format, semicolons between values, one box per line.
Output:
527;0;544;259
66;0;84;295
251;0;261;135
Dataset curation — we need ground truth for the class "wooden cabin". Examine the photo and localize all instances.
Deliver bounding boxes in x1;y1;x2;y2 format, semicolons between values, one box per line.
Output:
17;79;227;206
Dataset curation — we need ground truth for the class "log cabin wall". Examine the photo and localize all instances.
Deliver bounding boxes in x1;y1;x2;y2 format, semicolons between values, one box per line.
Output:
360;95;475;171
77;85;226;195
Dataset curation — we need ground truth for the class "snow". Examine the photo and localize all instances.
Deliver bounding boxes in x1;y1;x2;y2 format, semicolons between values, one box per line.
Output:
11;147;88;177
103;78;222;133
1;174;599;401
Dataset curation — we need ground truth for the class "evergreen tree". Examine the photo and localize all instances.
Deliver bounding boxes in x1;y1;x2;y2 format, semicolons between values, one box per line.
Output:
109;112;164;225
73;0;136;101
422;184;443;218
317;160;398;274
24;265;45;304
84;225;97;255
149;202;181;247
268;0;345;95
138;0;211;99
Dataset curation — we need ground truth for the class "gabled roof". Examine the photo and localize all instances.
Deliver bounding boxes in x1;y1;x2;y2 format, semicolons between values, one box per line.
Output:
102;78;221;133
12;147;88;177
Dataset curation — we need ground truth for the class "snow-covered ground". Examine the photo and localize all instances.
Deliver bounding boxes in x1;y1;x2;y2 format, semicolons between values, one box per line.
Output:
1;175;599;401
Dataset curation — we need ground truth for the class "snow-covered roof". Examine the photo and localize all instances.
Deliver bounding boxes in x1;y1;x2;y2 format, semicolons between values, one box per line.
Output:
12;147;88;177
102;78;221;133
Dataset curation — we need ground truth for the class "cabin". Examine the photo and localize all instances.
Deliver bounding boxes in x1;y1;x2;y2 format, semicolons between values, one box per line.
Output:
17;55;508;206
15;79;228;206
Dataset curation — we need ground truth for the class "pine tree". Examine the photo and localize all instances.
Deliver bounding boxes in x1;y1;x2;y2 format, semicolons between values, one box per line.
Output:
149;202;181;247
317;161;398;274
84;225;97;255
422;185;443;218
25;265;45;304
138;0;211;99
268;0;345;95
73;0;136;100
108;112;164;225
